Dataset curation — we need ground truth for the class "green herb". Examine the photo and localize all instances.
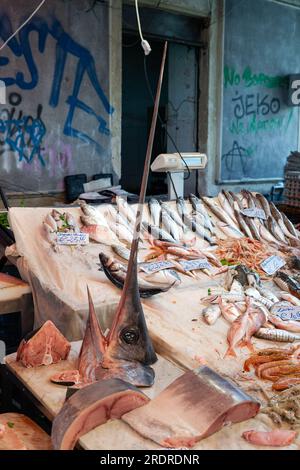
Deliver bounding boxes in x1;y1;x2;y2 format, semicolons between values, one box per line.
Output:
0;212;10;229
208;288;212;296
7;422;14;429
220;259;229;266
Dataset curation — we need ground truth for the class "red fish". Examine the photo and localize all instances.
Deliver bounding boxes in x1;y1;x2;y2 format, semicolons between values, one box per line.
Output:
242;429;297;447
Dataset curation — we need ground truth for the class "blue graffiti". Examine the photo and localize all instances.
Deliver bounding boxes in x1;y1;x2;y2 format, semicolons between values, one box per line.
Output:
0;15;114;155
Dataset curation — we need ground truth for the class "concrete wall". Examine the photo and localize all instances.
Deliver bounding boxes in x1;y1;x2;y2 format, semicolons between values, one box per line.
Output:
0;0;115;194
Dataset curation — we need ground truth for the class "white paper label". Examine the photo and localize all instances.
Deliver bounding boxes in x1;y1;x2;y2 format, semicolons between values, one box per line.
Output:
271;303;300;321
260;255;286;275
241;208;266;220
140;260;174;274
179;258;212;271
57;232;89;245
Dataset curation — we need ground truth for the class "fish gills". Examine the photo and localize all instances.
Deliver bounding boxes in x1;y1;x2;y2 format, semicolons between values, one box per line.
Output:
51;379;149;450
123;366;260;448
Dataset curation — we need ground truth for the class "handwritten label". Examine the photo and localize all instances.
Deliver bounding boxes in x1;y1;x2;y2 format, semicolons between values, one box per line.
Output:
241;208;266;220
179;259;212;272
140;261;174;274
57;232;89;245
260;255;286;275
271;303;300;321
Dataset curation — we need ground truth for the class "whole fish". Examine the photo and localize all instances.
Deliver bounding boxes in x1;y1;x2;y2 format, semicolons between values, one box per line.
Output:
279;291;300;306
44;213;57;232
160;202;186;231
189;194;214;233
142;222;177;244
257;287;279;304
254;328;300;343
255;194;271;219
217;192;237;224
202;305;221;325
176;197;189;221
217;222;244;239
245;288;274;310
202;196;239;228
65;212;80;233
269;201;283;223
233;203;253;239
79;201;105;225
218;297;240;323
244;215;260;240
225;300;251;357
269;315;300;333
281;213;299;238
51;209;63;221
244;303;268;351
43;223;59;252
148;198;161;227
229;191;243;210
112;244;141;263
241;190;256;210
115;196;136;227
81;225;118;245
266;217;287;244
184;214;214;244
99;253;173;298
274;271;300;296
161;209;180;241
259;224;280;245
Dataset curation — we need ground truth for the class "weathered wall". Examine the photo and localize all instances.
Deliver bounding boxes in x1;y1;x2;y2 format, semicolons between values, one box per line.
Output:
0;0;114;193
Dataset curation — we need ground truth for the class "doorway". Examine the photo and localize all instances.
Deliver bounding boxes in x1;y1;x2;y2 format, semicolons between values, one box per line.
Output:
121;6;203;197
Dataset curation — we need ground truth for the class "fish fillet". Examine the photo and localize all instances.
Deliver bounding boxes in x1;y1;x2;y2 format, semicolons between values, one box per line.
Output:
123;366;260;448
51;379;149;450
17;320;71;368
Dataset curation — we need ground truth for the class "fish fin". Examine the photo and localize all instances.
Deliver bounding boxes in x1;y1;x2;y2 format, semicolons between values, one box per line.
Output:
224;347;237;358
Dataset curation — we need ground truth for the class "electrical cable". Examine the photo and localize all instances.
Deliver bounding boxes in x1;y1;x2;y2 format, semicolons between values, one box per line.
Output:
143;55;191;181
134;0;151;55
167;171;178;199
0;0;46;51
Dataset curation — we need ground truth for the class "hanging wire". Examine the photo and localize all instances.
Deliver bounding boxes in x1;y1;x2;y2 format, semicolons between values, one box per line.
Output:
0;0;47;51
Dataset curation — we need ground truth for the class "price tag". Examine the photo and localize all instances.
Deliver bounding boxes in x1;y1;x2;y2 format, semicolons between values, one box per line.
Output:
241;208;266;220
260;255;286;275
179;258;212;272
140;260;174;274
271;303;300;321
57;232;89;245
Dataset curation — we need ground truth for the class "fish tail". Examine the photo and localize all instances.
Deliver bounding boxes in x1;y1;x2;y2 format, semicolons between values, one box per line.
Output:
224;347;237;358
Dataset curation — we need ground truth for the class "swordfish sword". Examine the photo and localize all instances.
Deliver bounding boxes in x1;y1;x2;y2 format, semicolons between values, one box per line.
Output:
96;42;168;386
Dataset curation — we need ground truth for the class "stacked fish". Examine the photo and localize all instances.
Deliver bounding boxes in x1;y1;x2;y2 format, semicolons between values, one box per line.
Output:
201;265;300;357
43;210;80;252
79;200;119;245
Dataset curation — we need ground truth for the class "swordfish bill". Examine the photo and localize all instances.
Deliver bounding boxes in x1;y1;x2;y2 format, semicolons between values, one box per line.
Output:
101;43;168;379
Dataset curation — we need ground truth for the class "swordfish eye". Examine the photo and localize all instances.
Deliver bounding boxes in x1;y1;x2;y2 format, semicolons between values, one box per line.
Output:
120;328;140;345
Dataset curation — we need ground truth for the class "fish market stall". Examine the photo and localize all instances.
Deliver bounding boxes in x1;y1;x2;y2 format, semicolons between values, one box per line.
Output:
4;190;300;449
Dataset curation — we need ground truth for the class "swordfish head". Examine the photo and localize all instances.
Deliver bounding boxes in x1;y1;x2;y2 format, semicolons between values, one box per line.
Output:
97;248;157;387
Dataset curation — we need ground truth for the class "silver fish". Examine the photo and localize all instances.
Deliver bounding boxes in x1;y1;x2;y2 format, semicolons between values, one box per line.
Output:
148;198;161;227
80;214;98;227
233;203;253;238
266;217;287;244
244;288;274;309
44;213;57;232
112;244;141;263
254;328;300;342
228;191;243;210
217;222;243;239
115;197;136;227
160;202;186;231
161;209;180;241
217;192;237;224
255;194;271;219
257;287;279;304
202;196;239;228
189;194;214;233
176;197;189;220
259;224;280;244
142;222;177;243
282;213;298;238
245;216;261;240
184;214;214;245
202;305;221;325
269;201;283;223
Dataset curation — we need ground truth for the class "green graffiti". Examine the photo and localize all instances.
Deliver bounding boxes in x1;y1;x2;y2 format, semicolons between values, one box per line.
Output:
224;66;288;89
229;108;294;136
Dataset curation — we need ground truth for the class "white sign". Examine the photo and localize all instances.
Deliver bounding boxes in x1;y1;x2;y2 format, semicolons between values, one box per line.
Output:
57;232;89;245
271;303;300;321
241;208;266;220
289;75;300;106
260;255;286;275
140;260;174;274
179;258;212;272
